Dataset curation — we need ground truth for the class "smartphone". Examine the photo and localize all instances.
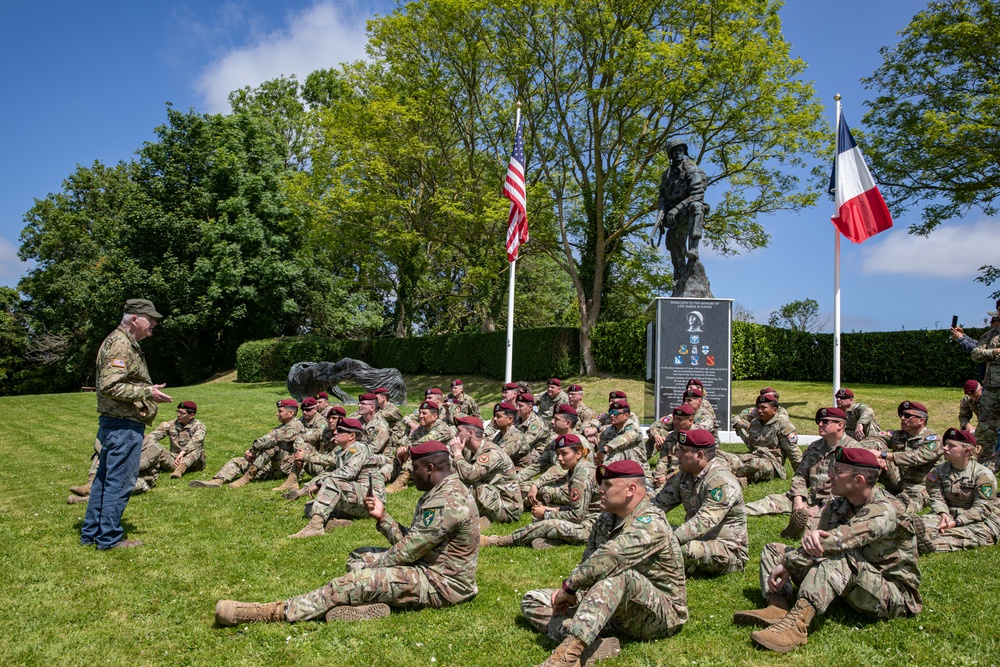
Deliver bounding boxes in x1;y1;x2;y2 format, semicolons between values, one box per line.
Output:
951;315;959;328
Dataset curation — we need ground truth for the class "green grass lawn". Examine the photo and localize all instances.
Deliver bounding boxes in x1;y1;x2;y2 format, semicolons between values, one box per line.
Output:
0;376;995;666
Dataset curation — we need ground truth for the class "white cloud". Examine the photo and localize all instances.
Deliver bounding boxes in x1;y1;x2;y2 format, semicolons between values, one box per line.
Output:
195;2;371;114
859;218;1000;278
0;237;30;287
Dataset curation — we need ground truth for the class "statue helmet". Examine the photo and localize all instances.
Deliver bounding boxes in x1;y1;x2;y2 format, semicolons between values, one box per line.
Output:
667;137;689;155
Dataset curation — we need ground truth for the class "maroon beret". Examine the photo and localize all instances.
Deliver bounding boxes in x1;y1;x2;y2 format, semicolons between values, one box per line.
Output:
373;387;390;395
834;445;880;469
178;400;197;413
815;407;847;422
426;387;443;396
683;387;704;398
494;401;518;413
760;387;777;395
673;404;695;417
687;378;703;388
336;417;364;434
554;433;583;449
835;388;854;399
547;378;562;386
301;397;318;408
897;401;928;418
327;405;347;417
964;380;981;394
316;392;329;399
567;384;584;393
554;404;578;416
596;460;645;483
943;428;977;446
608;390;628;400
277;398;298;409
451;379;463;387
756;393;778;405
455;415;484;430
677;429;715;447
419;400;440;412
517;392;535;403
502;382;519;391
609;399;630;411
359;393;378;402
410;440;449;459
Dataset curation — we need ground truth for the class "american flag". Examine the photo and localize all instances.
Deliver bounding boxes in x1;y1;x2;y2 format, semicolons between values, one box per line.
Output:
503;116;528;262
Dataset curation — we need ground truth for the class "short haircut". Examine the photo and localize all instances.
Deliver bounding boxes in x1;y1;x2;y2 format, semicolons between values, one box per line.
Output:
416;450;452;471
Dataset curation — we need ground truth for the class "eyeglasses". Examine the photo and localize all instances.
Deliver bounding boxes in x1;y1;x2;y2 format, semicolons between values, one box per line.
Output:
177;409;192;415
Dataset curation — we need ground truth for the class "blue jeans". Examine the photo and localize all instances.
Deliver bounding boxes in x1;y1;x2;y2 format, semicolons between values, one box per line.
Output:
81;417;144;549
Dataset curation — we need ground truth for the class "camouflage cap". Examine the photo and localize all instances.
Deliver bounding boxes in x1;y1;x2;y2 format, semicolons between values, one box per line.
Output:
124;298;162;319
336;417;364;434
596;460;645;483
897;400;928;418
178;400;197;413
677;429;715;448
987;299;1000;317
834;446;880;469
942;427;977;446
815;407;847;422
410;440;449;459
834;388;854;399
554;404;578;416
673;404;695;417
964;380;981;394
554;433;583;449
455;415;484;430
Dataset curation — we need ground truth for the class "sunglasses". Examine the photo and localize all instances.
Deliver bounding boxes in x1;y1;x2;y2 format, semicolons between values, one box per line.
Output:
817;418;840;426
900;413;923;420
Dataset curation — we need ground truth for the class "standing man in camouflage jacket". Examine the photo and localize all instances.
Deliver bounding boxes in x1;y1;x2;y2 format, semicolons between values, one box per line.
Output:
81;299;172;550
735;446;921;653
215;440;479;625
520;460;688;667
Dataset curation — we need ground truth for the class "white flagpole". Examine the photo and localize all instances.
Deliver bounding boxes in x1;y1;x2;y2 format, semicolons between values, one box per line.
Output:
833;93;842;400
504;105;521;384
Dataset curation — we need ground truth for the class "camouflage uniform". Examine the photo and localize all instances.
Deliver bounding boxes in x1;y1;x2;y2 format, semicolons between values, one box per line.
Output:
443;394;480;425
732;405;789;441
294;426;339;478
492;427;531;468
844;402;881;440
284;473;479;620
94;325;159;425
509;460;602;546
746;434;858;516
516;411;551;467
382;418;455;482
598;422;648;473
731;413;801;483
520;496;688;646
84;435;172;495
305;441;386;522
653;456;748;574
452;441;523;523
971;327;1000;457
536;390;570;420
863;427;941;513
917;460;1000;552
298;412;326;447
144;417;207;473
515;434;594;505
574;402;600;432
363;413;392;459
213;421;305;483
378;402;407;447
650;418;717;479
959;393;981;431
758;487;922;620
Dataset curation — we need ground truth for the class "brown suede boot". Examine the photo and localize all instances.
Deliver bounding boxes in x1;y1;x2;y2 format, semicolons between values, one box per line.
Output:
289;514;326;539
480;534;515;547
580;637;621;665
325;518;354;529
170;462;188;479
915;520;937;555
385;470;411;494
228;466;259;488
215;600;285;626
272;472;299;492
750;598;816;653
325;603;390;622
479;516;492;531
190;478;224;488
780;508;811;540
536;635;587;667
531;538;565;550
733;593;790;627
70;474;95;497
67;494;88;505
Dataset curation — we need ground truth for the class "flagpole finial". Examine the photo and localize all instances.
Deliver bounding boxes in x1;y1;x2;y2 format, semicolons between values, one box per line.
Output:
834;93;841;102
516;101;521;108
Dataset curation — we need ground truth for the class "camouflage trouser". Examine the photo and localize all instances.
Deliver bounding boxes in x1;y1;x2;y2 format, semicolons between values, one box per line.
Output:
473;485;523;524
726;450;784;483
510;518;591;546
745;493;794;516
306;479;382;521
214;449;294;483
521;571;685;646
681;539;747;575
381;457;413;483
883;481;930;514
285;549;445;621
294;444;331;479
917;514;1000;553
977;388;1000;460
759;542;912;618
519;480;571;510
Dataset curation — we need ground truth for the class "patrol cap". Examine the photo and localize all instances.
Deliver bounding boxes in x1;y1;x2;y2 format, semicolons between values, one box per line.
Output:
964;380;981;394
124;298;163;319
833;445;880;469
677;429;715;448
686;378;703;388
815;407;847;423
834;388;854;399
316;392;329;399
609;399;630;412
177;400;197;413
517;392;535;403
358;392;378;402
277;398;298;409
301;397;318;409
942;427;977;446
683;387;704;399
502;382;519;391
327;405;347;417
673;404;695;417
756;393;778;406
608;390;628;400
554;433;583;450
419;400;440;412
336;417;364;435
897;401;928;419
567;384;584;393
373;387;390;395
409;440;449;459
455;415;485;430
451;379;463;387
596;460;645;483
494;401;518;414
547;378;562;386
554;404;578;417
426;387;443;396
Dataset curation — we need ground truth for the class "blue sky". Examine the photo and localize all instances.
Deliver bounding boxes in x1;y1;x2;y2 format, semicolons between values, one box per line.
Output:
1;1;997;332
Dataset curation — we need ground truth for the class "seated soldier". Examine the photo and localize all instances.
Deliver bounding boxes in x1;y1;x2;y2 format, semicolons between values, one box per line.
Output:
68;433;175;504
448;415;522;528
518;404;581;508
566;384;598;432
373;387;404;445
650;404;698;484
960;380;982;432
864;400;941;513
520;460;688;667
491;401;531;467
680;386;719;441
516;392;552;467
297;397;327;448
315;392;331;418
190;399;304;489
916;428;1000;554
595;399;646;472
746;407;859;540
535;378;570;420
215;440;479;625
684;378;717;421
597;390;641;433
485;382;521;439
384;399;455;493
729;393;800;484
734;446;921;653
357;393;391;461
653;429;748;575
288;417;385;538
835;388;881;440
731;387;788;440
283;407;346;494
403;388;445;434
143;400;207;479
483;434;600;549
442;379;480;426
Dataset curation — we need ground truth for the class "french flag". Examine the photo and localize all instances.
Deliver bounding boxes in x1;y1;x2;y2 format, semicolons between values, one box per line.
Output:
827;112;892;243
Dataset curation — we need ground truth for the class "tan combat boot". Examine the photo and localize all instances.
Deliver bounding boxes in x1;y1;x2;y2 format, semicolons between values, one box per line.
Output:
228;466;259;488
531;538;565;550
67;494;88;505
325;519;354;529
385;470;411;494
170;462;188;479
479;516;492;531
190;478;224;488
272;472;299;492
215;600;285;627
750;598;816;653
69;474;96;497
780;508;811;539
325;603;390;622
289;514;326;539
536;636;587;667
480;534;514;547
733;593;790;627
915;521;937;555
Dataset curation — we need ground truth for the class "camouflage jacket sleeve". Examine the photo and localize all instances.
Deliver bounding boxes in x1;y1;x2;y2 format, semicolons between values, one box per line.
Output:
374;489;468;568
673;471;742;545
328;444;368;482
958;398;974;429
855;404;875;426
970;331;1000;363
452;448;503;485
601;425;640;455
545;466;594;523
776;418;803;469
146;421;171;445
926;465;950;516
535;462;568;487
96;327;154;404
788;499;897;566
651;473;683;514
516;443;554;482
891;434;941;468
956;468;997;526
180;420;207;453
788;444;821;499
367;418;391;455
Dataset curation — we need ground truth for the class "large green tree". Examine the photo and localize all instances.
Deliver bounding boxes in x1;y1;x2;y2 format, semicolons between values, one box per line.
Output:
862;0;1000;295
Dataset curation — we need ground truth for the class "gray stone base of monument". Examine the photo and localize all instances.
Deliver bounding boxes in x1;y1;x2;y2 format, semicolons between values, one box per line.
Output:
287;359;407;405
673;260;713;298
